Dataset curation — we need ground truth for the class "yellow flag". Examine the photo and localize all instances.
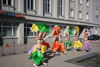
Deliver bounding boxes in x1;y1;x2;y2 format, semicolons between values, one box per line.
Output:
32;24;39;32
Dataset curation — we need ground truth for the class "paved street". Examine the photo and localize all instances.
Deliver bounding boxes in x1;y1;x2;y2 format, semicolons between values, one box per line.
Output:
0;41;100;67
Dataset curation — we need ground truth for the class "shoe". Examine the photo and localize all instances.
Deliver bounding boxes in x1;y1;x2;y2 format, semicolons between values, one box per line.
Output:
56;52;58;53
43;63;48;66
84;50;86;52
33;64;38;67
75;50;77;52
64;51;66;53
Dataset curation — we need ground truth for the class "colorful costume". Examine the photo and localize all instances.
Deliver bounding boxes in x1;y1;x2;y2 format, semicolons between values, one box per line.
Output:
28;45;36;54
29;50;44;65
64;41;72;50
83;41;90;50
43;42;50;49
30;24;39;32
87;29;93;35
29;44;47;54
74;40;83;49
51;41;65;53
67;28;74;35
37;22;50;33
74;26;79;34
53;30;61;36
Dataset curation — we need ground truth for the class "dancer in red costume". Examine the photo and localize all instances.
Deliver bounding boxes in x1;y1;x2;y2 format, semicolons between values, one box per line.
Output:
52;30;66;53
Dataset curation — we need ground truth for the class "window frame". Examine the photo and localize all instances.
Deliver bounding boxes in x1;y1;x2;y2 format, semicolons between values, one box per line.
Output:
71;0;74;2
86;0;89;7
3;0;11;6
79;11;82;19
79;0;82;5
24;24;36;37
59;0;62;15
28;0;34;10
0;22;18;37
86;13;89;20
70;9;74;18
45;0;50;13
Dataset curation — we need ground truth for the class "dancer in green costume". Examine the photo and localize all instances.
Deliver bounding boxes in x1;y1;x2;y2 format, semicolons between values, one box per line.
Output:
64;29;73;50
29;32;47;67
64;38;72;50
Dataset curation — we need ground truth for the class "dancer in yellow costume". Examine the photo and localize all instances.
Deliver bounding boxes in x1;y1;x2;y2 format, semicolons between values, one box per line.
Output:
74;36;83;52
74;26;83;52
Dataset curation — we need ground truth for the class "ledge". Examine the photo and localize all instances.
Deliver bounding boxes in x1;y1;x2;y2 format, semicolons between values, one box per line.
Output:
3;37;18;39
2;4;14;8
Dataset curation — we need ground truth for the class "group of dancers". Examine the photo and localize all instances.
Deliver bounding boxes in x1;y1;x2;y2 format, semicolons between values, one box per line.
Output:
28;22;92;67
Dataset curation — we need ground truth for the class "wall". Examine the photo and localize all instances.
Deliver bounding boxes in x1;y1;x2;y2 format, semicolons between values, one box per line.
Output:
3;38;18;46
92;0;100;24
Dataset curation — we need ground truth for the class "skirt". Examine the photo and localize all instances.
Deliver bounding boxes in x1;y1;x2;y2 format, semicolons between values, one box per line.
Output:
29;50;44;65
51;41;65;52
64;41;72;50
74;40;83;49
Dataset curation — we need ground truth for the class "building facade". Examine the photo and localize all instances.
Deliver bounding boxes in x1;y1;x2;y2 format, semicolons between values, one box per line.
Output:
0;0;100;46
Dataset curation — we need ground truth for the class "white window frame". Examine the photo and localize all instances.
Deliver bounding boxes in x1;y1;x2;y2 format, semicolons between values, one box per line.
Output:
70;9;74;18
86;0;89;7
86;13;89;20
45;0;51;13
3;0;12;6
1;22;17;37
71;0;74;2
79;0;82;4
59;0;62;15
79;11;82;19
28;0;35;10
24;24;36;37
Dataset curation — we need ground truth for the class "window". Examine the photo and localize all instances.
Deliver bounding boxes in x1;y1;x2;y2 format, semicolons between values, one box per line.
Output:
79;0;82;4
79;11;82;19
70;9;74;17
8;0;11;5
3;0;6;4
86;0;89;7
45;0;50;13
2;23;18;37
0;23;1;26
71;0;74;2
24;24;36;37
59;0;62;15
86;13;89;20
3;0;11;6
96;6;99;19
3;27;12;36
28;0;33;10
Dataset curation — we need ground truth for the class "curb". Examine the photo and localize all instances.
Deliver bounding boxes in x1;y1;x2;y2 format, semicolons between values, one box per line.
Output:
89;40;100;42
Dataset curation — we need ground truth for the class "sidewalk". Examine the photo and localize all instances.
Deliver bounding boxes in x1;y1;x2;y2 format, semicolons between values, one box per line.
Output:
0;42;100;67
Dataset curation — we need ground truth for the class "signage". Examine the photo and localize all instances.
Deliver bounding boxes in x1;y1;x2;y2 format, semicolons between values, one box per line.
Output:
16;14;24;18
0;11;24;18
